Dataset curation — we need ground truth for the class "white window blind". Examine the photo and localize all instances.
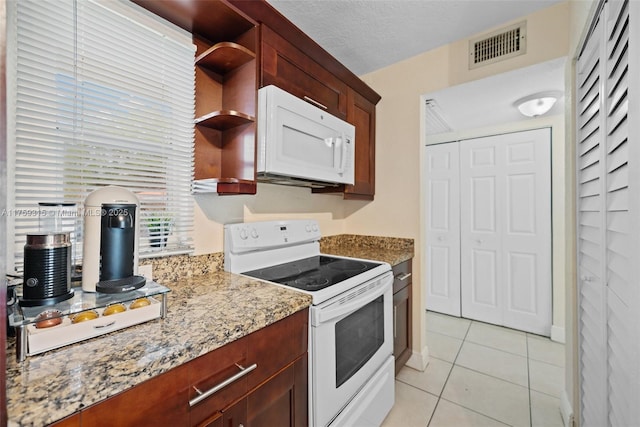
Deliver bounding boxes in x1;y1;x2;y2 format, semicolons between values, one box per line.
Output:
8;0;195;271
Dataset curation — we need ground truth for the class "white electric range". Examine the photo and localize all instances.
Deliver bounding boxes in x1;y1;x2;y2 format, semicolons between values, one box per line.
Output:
224;219;395;427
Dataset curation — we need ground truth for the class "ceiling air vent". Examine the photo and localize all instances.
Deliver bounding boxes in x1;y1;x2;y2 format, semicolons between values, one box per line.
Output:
469;21;526;69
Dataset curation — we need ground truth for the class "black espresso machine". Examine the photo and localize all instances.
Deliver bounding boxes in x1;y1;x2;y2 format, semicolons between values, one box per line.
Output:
81;186;146;293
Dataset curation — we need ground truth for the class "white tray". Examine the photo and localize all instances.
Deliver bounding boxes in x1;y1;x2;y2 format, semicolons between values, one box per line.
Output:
26;296;162;356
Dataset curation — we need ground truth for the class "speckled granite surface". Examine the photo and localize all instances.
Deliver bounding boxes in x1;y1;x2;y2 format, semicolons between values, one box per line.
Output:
139;252;224;283
6;234;410;426
320;234;414;266
6;272;312;426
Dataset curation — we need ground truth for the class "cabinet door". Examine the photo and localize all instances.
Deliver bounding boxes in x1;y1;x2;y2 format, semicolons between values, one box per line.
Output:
222;399;247;427
80;364;190;427
344;88;376;200
247;357;307;427
392;260;413;375
260;25;347;120
393;284;412;375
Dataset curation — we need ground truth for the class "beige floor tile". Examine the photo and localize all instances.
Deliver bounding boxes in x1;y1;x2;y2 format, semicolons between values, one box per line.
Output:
397;358;453;396
380;381;438;427
429;399;510;427
455;341;529;387
527;334;565;367
465;321;527;356
529;359;564;397
426;311;471;339
426;331;463;363
530;390;564;427
441;366;530;427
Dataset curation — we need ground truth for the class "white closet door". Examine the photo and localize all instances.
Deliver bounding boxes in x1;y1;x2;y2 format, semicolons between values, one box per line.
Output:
576;14;607;427
425;142;461;316
603;2;633;425
460;128;551;335
577;1;639;425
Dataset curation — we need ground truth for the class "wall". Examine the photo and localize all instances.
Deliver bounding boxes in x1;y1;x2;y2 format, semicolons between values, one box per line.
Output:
355;2;571;367
190;1;573;370
192;183;353;255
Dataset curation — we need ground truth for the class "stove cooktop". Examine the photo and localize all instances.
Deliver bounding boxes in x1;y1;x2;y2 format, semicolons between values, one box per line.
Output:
242;255;381;292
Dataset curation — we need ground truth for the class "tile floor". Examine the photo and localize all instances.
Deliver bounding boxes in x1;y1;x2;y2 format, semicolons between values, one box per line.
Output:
381;311;565;427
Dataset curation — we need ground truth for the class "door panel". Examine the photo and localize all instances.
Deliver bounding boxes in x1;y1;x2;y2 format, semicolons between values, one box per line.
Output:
460;128;551;335
470;248;499;308
425;143;461;316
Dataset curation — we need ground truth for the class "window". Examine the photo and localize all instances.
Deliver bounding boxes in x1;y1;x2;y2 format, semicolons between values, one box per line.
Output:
7;0;195;271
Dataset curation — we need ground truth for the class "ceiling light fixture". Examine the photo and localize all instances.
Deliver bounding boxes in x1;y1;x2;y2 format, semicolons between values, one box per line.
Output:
514;91;562;117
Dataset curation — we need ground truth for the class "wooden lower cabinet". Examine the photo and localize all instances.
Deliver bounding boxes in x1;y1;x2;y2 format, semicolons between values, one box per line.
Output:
57;309;309;427
80;363;190;426
49;414;80;427
392;260;413;375
248;358;307;427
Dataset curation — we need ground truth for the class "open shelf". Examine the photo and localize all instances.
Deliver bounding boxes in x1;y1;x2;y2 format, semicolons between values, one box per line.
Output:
195;110;255;130
195;42;255;74
192;178;257;194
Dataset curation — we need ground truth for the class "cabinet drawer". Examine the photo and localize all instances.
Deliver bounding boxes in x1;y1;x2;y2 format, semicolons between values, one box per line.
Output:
247;308;308;389
81;363;190;427
189;337;249;426
392;260;412;294
260;25;347;119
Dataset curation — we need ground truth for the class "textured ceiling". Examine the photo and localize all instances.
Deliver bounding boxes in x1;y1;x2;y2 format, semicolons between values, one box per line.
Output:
266;0;565;76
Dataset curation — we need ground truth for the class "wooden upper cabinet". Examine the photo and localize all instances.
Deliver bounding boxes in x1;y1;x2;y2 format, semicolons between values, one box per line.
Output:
344;88;376;200
260;25;347;120
133;0;381;197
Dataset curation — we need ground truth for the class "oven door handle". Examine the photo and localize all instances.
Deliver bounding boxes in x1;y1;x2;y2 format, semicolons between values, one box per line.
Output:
315;279;390;325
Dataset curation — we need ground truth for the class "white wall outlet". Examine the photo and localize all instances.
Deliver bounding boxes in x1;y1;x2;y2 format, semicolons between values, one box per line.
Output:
138;264;153;281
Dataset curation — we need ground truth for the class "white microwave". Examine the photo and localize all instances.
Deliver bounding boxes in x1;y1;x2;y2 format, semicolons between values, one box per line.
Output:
257;85;355;187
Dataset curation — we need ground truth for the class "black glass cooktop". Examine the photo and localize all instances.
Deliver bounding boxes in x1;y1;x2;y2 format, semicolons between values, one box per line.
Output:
242;255;381;292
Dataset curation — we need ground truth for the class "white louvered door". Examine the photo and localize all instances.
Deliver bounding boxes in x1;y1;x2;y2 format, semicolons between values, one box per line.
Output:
576;13;607;427
576;0;640;425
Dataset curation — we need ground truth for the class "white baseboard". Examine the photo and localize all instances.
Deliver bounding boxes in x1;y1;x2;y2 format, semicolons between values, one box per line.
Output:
405;345;429;371
551;325;565;343
560;390;574;427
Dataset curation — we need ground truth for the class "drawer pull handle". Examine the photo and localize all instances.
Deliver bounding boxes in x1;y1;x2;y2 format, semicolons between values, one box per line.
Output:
395;273;412;281
189;363;258;407
303;96;328;110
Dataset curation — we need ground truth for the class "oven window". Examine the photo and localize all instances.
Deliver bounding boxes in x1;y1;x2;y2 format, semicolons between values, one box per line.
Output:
335;295;385;388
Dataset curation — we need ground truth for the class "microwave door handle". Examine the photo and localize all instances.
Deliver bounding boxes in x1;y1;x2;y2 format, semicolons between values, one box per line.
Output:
331;137;341;173
339;136;349;174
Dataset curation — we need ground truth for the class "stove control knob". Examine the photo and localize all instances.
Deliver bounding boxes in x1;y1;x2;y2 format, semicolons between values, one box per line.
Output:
239;228;248;240
305;224;312;232
311;224;319;232
250;228;259;239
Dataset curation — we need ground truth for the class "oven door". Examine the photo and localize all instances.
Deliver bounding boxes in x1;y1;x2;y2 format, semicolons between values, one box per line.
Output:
310;271;393;427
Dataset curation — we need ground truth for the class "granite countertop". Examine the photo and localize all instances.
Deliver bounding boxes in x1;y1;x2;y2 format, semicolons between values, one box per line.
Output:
5;272;312;426
320;235;414;267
